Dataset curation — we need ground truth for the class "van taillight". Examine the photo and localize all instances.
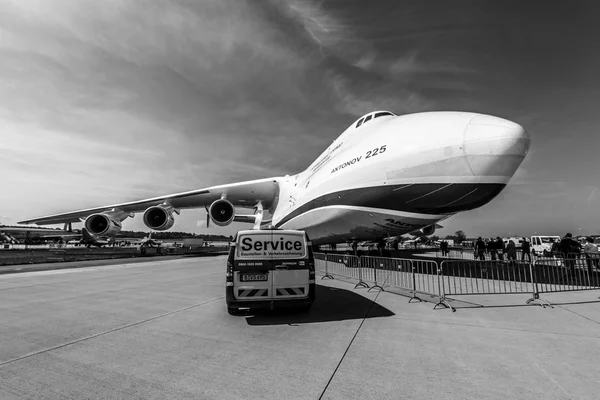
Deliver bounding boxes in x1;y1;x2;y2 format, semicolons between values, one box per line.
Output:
226;261;233;279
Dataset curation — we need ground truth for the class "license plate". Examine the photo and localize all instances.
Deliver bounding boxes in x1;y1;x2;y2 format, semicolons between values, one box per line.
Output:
240;273;268;282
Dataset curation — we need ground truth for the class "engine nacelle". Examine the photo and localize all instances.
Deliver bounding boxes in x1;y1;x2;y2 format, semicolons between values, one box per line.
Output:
420;225;436;236
209;199;235;226
84;213;122;236
142;205;175;231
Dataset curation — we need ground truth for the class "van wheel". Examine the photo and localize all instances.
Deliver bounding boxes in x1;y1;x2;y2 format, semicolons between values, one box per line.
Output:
227;306;238;315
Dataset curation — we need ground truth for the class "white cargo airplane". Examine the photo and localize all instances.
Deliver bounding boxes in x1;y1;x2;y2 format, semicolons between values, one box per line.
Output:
19;111;530;245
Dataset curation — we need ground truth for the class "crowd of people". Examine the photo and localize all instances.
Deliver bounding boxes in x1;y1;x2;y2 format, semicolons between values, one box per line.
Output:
473;237;524;262
469;233;599;274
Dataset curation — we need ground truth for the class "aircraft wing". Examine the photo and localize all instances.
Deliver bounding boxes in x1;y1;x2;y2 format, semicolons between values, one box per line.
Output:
18;177;281;226
40;233;83;240
0;227;77;236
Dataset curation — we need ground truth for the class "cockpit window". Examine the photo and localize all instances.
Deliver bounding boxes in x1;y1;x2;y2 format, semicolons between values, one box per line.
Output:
356;111;394;129
355;111;395;129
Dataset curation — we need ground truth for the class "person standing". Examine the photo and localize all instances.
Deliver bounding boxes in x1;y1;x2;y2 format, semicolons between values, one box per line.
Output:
351;240;358;256
549;238;559;257
583;237;599;279
506;240;517;264
558;233;580;275
475;237;486;261
440;240;449;257
390;237;399;256
521;238;532;263
377;238;386;257
495;237;505;261
488;238;497;261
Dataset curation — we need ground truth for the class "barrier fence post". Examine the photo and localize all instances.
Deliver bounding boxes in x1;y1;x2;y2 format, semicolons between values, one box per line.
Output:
354;256;369;289
433;260;455;312
367;258;384;292
525;259;552;308
321;254;333;280
408;260;422;303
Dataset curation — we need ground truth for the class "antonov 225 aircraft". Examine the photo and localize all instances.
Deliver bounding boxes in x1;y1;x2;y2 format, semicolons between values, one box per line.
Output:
19;111;530;244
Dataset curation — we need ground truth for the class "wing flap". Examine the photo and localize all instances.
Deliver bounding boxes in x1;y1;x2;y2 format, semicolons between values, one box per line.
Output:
18;177;281;225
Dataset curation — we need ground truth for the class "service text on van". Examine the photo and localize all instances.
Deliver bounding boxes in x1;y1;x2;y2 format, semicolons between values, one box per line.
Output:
240;237;303;252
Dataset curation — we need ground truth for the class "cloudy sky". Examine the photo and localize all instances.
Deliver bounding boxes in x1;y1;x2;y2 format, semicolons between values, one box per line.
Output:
1;0;599;238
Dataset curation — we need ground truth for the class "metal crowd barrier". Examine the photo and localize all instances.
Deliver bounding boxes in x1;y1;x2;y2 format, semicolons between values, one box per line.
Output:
318;253;369;289
532;254;600;294
314;252;328;277
314;251;600;312
411;258;441;298
360;256;412;293
316;253;439;303
439;260;534;295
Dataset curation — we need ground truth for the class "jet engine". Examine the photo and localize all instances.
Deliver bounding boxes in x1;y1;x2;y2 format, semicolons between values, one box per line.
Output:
409;224;438;237
420;224;436;236
209;199;235;226
143;205;175;231
84;213;122;236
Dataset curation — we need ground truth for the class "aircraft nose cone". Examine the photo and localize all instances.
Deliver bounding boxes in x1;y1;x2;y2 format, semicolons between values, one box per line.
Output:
463;114;530;177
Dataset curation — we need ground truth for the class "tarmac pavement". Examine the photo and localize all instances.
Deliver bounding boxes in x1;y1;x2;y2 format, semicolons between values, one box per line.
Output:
1;256;599;399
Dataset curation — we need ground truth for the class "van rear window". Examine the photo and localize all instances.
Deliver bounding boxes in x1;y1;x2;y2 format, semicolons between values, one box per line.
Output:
236;232;306;259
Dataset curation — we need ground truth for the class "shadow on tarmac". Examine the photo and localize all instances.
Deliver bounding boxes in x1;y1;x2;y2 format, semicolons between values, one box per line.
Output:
242;285;395;326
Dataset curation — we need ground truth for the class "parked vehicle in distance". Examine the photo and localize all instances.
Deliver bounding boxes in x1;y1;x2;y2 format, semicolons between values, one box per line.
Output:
530;235;561;256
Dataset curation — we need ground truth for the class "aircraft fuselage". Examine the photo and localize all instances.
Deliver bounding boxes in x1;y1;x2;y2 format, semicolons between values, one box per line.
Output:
271;111;530;244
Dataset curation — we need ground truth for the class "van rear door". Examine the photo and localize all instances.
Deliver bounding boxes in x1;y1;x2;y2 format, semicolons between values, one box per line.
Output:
233;230;309;302
270;231;309;300
233;232;273;302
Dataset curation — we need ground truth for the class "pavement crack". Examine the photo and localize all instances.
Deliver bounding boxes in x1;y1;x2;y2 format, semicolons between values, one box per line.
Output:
555;304;600;325
318;289;382;400
0;296;224;367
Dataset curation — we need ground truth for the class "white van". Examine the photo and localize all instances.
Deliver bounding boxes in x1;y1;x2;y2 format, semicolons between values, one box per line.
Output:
225;229;315;315
530;235;561;256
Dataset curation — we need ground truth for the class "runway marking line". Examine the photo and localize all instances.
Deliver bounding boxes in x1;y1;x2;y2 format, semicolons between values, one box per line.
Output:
0;296;225;367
